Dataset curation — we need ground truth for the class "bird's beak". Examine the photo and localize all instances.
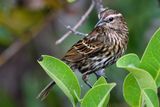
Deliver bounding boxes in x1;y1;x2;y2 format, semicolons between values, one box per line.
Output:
95;18;105;27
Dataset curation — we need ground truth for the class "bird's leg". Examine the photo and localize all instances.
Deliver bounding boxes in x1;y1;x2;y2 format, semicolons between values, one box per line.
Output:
94;69;108;80
82;74;92;88
65;25;88;37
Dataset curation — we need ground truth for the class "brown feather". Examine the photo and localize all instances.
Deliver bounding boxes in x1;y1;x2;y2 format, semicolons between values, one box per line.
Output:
62;34;104;63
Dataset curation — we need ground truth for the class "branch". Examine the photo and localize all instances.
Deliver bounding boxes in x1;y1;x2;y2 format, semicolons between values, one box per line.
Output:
93;0;104;13
64;25;88;36
0;0;105;66
58;20;88;36
55;0;95;45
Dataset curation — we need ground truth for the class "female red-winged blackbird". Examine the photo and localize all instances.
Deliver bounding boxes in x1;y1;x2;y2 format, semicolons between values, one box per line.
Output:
38;8;129;100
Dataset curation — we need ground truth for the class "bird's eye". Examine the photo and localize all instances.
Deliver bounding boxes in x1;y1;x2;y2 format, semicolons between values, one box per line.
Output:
108;17;114;22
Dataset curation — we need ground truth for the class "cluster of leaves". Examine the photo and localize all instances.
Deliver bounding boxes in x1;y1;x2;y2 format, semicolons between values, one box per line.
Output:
38;55;115;107
38;27;160;107
116;27;160;107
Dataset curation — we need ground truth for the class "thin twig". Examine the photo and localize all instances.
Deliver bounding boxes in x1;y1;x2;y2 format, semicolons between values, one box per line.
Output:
64;25;88;36
0;0;105;66
58;20;88;36
93;0;104;13
55;0;95;45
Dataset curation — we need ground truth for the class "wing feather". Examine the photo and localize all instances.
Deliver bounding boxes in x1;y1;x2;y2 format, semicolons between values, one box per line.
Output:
62;38;104;62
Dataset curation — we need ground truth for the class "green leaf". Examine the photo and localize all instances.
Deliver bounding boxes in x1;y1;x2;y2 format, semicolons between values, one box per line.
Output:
142;89;159;107
93;76;107;87
73;77;110;104
140;27;160;87
81;81;116;107
117;54;157;92
117;54;158;107
123;73;141;107
92;77;110;106
116;53;140;68
38;55;81;107
127;67;157;92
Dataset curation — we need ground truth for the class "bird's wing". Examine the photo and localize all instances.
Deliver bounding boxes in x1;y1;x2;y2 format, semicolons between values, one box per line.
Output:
62;38;104;63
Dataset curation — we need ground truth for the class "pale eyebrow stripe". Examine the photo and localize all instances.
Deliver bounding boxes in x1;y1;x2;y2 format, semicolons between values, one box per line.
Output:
106;13;122;19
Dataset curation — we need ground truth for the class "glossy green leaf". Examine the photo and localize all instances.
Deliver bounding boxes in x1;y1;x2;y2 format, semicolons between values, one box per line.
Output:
117;54;157;92
142;89;159;107
92;77;110;106
93;76;107;87
123;73;141;107
140;28;160;87
116;53;140;68
38;55;81;107
81;81;116;107
117;54;158;107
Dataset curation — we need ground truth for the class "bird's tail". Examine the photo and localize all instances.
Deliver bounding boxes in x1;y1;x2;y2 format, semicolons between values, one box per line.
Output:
37;81;55;101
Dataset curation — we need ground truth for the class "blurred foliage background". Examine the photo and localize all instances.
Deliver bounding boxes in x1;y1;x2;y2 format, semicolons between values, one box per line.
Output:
0;0;160;107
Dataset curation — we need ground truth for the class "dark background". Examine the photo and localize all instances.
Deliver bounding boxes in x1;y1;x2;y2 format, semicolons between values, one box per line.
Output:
0;0;160;107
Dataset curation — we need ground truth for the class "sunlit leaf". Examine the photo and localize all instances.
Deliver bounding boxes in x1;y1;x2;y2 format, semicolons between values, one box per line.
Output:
81;77;116;107
142;89;159;107
93;76;107;87
140;28;160;87
123;73;141;107
92;77;110;107
38;55;81;107
117;54;158;107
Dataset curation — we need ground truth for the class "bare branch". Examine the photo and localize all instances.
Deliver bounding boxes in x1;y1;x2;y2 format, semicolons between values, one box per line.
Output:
93;0;104;13
55;0;95;45
0;0;105;67
58;20;88;36
64;25;88;36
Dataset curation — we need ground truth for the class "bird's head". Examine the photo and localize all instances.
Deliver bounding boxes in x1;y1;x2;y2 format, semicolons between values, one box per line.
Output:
95;8;128;33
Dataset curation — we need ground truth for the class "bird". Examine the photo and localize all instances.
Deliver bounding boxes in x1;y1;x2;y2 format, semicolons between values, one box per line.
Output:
37;8;129;100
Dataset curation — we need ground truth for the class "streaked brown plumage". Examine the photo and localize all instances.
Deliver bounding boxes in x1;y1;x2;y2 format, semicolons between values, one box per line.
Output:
38;8;129;100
